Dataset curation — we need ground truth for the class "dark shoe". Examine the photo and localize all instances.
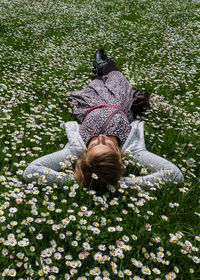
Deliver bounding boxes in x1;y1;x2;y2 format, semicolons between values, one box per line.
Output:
95;48;108;64
93;48;109;76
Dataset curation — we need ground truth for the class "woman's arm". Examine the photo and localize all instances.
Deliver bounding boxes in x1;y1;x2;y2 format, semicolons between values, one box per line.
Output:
121;150;184;190
23;144;75;186
23;121;86;186
121;121;184;189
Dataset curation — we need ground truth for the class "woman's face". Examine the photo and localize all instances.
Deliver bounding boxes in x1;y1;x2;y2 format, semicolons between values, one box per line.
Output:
87;135;119;159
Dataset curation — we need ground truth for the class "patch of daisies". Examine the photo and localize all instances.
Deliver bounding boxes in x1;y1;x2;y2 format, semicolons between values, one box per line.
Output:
0;0;200;279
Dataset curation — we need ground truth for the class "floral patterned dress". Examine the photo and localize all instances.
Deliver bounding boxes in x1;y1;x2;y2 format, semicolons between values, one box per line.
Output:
70;70;136;147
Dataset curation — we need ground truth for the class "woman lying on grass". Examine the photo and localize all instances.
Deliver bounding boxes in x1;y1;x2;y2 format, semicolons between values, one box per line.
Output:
23;49;184;192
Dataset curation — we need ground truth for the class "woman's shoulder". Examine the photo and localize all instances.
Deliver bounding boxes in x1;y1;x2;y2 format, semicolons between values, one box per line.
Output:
64;121;87;153
64;121;79;132
122;120;146;153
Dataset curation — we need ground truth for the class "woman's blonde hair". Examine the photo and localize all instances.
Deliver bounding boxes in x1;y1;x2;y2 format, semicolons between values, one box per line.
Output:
74;148;125;192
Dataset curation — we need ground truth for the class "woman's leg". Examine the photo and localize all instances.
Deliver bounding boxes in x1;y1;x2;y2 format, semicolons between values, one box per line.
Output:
92;60;120;81
101;60;120;75
93;49;150;119
93;48;120;78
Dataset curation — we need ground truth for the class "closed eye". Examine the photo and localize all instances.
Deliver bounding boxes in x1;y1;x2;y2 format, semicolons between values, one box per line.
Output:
90;143;98;148
107;143;113;148
88;143;98;150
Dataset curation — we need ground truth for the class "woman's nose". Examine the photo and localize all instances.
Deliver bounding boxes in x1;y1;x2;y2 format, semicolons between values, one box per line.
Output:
98;134;105;144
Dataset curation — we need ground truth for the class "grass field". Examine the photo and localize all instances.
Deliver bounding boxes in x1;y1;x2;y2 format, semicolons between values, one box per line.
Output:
0;0;200;279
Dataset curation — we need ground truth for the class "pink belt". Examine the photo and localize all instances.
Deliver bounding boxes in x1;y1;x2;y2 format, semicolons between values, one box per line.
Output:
84;104;128;119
